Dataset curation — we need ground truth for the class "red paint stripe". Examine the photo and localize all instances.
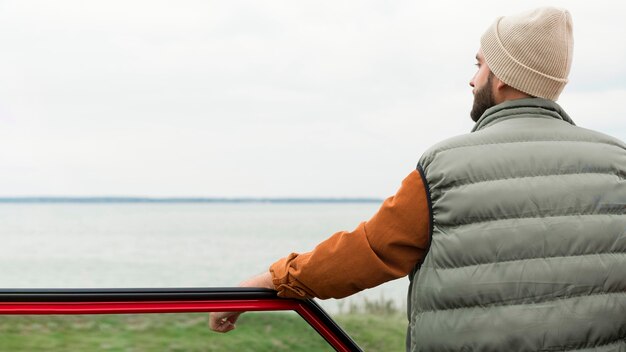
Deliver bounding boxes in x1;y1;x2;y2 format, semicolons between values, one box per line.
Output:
0;299;296;314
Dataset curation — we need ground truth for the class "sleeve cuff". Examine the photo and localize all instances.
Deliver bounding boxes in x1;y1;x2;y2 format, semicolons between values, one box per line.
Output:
269;253;315;299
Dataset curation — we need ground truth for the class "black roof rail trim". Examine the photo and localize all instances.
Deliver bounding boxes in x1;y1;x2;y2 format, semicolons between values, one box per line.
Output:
0;287;278;302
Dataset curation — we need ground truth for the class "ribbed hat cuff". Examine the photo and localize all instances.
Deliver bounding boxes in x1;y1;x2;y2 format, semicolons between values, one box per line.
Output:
481;21;568;101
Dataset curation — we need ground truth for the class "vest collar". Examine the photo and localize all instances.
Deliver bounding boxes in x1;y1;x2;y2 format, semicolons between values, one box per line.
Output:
471;98;575;132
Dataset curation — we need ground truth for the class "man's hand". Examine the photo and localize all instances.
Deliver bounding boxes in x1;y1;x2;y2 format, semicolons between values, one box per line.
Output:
209;311;241;333
209;271;275;333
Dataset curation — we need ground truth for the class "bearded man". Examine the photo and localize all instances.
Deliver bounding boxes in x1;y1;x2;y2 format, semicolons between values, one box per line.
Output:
211;7;626;351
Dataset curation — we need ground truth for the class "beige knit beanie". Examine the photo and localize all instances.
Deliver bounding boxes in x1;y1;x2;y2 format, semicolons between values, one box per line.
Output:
480;7;573;101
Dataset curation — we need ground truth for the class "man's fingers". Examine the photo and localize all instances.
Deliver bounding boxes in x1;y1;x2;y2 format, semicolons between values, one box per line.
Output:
212;319;235;333
209;312;241;333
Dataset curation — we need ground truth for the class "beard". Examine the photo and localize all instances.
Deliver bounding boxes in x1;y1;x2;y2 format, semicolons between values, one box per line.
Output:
470;73;496;122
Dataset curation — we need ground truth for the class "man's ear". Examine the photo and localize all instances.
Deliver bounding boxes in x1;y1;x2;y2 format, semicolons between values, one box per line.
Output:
494;76;508;91
493;75;532;100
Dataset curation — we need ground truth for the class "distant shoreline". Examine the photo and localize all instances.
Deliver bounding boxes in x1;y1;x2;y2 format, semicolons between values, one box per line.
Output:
0;197;382;204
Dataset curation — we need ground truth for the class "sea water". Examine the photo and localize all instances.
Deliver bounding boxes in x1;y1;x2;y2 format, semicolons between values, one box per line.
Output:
0;202;409;315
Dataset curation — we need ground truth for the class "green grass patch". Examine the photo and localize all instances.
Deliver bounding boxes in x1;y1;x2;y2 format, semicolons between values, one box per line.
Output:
0;312;406;352
335;313;406;351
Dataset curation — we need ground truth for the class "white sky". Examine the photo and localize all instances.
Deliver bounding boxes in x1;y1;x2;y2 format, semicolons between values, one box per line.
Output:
0;0;624;198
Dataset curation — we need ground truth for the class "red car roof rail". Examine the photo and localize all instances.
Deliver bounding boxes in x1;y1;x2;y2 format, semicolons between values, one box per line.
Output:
0;288;362;352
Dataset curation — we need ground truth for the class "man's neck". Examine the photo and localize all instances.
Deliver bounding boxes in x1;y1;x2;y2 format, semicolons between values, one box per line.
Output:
496;89;532;105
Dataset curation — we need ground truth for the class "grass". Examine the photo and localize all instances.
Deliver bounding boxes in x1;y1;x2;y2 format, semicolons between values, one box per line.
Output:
0;310;407;352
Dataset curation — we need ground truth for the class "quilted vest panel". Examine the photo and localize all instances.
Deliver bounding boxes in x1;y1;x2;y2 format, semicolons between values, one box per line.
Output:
408;99;626;352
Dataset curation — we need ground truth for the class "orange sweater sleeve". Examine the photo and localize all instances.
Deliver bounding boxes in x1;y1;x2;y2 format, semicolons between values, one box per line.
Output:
269;170;431;299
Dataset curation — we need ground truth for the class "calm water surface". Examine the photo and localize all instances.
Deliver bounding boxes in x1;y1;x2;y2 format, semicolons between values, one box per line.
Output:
0;203;409;314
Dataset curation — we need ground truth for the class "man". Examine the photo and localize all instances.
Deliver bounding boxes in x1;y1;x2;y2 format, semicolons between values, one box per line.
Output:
211;7;626;351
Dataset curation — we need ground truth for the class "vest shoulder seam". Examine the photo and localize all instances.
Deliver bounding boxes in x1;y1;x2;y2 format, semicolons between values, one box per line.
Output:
425;139;626;162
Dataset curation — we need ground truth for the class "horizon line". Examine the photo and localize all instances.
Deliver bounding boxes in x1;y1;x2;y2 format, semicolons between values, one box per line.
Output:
0;196;383;204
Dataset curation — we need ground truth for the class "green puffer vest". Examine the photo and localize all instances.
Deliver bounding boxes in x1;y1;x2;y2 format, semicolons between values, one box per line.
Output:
408;98;626;352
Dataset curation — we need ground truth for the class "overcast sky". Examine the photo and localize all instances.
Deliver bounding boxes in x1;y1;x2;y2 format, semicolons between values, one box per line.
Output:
0;0;624;198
